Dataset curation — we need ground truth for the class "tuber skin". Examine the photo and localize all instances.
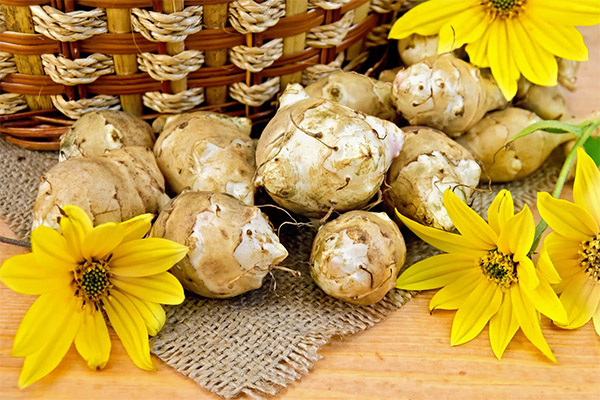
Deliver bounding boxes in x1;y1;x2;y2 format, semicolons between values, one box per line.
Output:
304;71;397;122
457;108;575;183
557;58;579;91
384;126;481;231
396;34;439;66
255;84;405;218
59;110;155;161
150;191;288;298
154;111;256;205
310;211;406;306
516;78;573;121
33;147;169;230
392;54;507;136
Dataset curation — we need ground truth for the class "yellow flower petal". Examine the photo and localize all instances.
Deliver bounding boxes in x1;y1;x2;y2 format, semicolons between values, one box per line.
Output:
429;271;482;312
443;190;498;250
520;14;589;62
465;25;492;67
396;254;475;290
438;5;490;53
487;190;515;236
396;211;487;258
522;270;568;325
110;238;188;277
558;272;600;329
536;240;563;285
30;225;78;270
544;232;581;263
506;18;558;87
0;253;71;295
388;0;478;39
81;222;125;261
497;205;535;258
111;272;185;305
593;306;600;337
451;279;503;346
18;305;82;389
488;289;519;360
59;205;93;261
528;0;600;26
573;147;600;227
103;290;155;371
537;192;598;241
510;284;556;362
516;256;539;291
487;19;519;100
74;308;111;370
127;295;166;336
119;214;154;243
12;289;77;357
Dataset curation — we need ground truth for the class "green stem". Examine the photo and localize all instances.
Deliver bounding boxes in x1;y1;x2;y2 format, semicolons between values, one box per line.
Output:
0;236;31;249
529;119;600;254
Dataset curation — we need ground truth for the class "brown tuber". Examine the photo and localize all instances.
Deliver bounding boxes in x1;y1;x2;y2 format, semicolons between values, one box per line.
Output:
150;191;288;298
384;126;481;231
310;211;406;306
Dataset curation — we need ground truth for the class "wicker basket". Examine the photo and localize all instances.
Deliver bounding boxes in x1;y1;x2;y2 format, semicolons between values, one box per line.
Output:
0;0;413;150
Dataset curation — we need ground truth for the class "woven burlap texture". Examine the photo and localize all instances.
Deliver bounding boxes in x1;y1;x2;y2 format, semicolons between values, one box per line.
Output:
0;137;561;399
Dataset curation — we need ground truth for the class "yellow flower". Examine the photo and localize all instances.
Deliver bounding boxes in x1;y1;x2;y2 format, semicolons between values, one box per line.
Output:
0;206;188;388
537;147;600;336
388;0;600;99
396;189;567;360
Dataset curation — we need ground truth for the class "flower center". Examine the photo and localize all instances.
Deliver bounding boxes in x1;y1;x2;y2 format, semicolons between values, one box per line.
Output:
579;234;600;283
485;0;525;18
74;260;111;302
479;249;518;289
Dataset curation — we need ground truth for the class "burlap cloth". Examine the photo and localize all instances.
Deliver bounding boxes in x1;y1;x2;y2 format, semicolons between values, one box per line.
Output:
0;137;562;398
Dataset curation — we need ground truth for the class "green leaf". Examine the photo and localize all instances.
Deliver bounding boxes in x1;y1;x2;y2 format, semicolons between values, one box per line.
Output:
583;136;600;166
508;120;581;145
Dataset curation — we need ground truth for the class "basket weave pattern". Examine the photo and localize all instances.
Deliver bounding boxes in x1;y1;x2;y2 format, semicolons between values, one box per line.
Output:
0;0;404;150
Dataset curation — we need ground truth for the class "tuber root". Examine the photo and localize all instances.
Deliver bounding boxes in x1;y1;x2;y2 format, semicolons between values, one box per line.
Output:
150;191;288;298
557;58;580;91
154;111;255;205
310;211;406;306
515;78;573;121
392;54;507;136
457;108;575;183
59;110;155;161
255;84;404;218
384;126;481;230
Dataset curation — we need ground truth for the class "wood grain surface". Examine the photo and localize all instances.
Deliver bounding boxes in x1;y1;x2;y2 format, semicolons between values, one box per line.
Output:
1;25;599;400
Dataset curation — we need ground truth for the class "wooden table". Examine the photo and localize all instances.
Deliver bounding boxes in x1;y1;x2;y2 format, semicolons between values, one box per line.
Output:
1;26;599;400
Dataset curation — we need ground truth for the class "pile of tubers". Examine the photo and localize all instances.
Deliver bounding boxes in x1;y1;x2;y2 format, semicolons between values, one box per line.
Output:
32;39;584;306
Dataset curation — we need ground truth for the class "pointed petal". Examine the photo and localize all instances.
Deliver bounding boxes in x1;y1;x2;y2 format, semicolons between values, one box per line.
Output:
528;0;600;26
0;253;71;295
388;0;479;39
451;279;503;346
537;192;598;241
119;214;154;243
487;190;515;236
396;211;487;258
487;19;519;100
438;5;490;52
506;18;558;87
520;14;589;62
127;295;166;336
489;289;519;360
465;24;492;67
12;288;77;357
103;290;155;371
30;225;78;270
573;147;600;226
74;309;111;370
544;232;581;263
81;223;125;261
443;190;498;250
497;205;535;257
59;205;93;261
110;238;188;277
18;305;82;389
522;270;568;325
559;273;600;329
516;256;539;291
396;254;475;290
536;240;563;285
429;271;482;312
111;272;185;305
510;284;556;361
